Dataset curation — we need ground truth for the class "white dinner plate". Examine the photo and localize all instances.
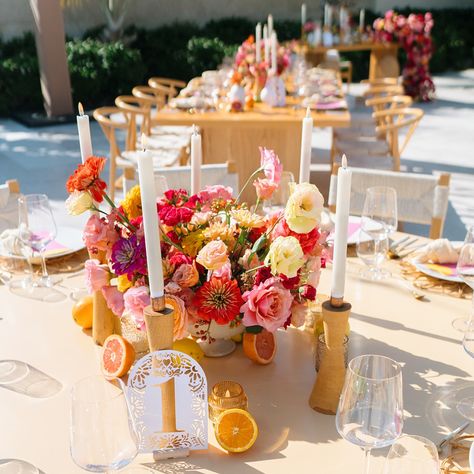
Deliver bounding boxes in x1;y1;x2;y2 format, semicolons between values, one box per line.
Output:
0;226;84;261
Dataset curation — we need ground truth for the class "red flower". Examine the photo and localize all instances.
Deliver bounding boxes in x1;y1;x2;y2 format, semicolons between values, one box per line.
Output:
66;156;107;202
192;277;244;324
254;266;272;286
301;284;316;301
248;226;266;244
169;251;193;267
272;218;320;254
280;274;300;290
159;205;194;226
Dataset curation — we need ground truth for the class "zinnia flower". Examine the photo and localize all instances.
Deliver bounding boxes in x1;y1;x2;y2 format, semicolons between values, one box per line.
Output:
66;156;107;202
203;221;236;247
121;185;142;220
230;209;265;229
192;277;244;324
264;236;304;278
196;240;229;271
111;234;147;279
240;277;292;332
284;182;324;234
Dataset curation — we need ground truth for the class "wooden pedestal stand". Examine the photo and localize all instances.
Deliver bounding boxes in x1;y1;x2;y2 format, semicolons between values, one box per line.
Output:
309;298;351;415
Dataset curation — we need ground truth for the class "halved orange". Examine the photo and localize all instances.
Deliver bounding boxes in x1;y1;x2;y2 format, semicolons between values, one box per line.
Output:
215;408;258;453
101;334;135;380
243;329;276;365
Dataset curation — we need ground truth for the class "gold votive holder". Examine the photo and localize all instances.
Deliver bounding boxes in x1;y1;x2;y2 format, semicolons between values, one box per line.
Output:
208;381;248;424
315;333;349;372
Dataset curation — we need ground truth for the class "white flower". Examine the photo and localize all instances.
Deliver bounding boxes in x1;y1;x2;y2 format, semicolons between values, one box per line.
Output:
66;190;93;215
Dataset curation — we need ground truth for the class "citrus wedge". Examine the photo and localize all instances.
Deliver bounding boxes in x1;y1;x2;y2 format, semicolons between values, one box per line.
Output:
101;334;135;380
215;408;258;453
243;329;276;365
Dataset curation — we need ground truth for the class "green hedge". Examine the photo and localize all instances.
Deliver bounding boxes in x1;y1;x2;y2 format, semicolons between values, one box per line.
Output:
0;10;473;115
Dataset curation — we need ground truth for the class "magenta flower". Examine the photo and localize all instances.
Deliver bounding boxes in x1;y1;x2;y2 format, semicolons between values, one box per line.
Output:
111;234;147;279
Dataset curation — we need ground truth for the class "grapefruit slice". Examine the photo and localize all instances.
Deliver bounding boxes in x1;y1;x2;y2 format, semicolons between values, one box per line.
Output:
243;329;276;365
101;335;135;379
215;408;258;453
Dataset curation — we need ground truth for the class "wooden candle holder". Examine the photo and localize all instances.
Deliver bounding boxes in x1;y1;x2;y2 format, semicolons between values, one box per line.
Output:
143;300;177;433
309;298;351;415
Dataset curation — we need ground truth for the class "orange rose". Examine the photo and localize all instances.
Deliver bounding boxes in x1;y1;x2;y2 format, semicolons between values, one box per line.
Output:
172;263;199;288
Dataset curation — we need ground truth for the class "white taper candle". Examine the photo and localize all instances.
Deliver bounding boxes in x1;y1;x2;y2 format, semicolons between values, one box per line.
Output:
137;135;164;299
359;8;365;31
301;3;307;26
268;14;273;38
299;107;313;184
256;23;262;63
77;102;92;164
270;31;277;75
190;125;202;195
331;154;352;301
263;25;269;64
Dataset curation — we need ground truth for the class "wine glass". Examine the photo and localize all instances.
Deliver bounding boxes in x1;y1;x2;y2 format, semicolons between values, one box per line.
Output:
383;435;439;473
452;226;474;331
360;187;398;280
336;354;403;474
356;231;389;280
70;376;138;472
262;171;295;215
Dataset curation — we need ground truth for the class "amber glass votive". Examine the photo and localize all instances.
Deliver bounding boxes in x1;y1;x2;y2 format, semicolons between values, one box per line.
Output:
208;381;248;424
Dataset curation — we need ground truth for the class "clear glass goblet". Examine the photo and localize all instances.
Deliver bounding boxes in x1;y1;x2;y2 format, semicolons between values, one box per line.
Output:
356;231;389;280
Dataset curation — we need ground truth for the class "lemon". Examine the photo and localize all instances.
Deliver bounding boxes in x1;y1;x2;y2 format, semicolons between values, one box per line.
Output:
173;338;204;363
72;295;93;329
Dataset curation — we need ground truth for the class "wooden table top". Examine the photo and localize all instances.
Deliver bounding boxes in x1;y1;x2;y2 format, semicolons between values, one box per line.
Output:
1;233;471;473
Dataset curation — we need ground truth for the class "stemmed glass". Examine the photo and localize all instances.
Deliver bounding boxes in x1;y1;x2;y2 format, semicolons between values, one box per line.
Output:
360;187;398;280
383;435;439;473
70;376;138;472
357;232;389;280
336;355;404;474
452;226;474;331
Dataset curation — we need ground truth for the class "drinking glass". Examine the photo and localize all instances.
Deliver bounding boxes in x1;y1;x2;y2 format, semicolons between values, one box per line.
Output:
452;226;474;331
356;231;389;280
360;187;398;280
383;435;439;474
262;171;295;215
70;376;138;473
336;354;403;474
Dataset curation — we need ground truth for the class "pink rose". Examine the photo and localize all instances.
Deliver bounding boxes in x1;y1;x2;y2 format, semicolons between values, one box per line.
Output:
196;240;229;271
83;214;119;256
213;261;232;279
123;286;150;330
172;263;199;288
165;281;182;294
253;178;277;200
101;286;125;317
259;147;283;186
84;259;109;293
291;302;307;327
241;277;293;332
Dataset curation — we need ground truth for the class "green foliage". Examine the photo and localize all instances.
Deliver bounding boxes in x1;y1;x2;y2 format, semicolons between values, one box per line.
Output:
186;37;228;77
204;17;254;44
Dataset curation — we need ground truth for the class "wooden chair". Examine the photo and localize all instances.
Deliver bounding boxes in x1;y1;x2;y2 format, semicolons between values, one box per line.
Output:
122;161;239;197
0;179;21;232
363;84;404;99
332;107;424;171
148;77;186;102
328;165;451;239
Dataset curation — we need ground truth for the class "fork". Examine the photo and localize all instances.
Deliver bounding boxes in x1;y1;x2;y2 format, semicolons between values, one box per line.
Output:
388;237;423;259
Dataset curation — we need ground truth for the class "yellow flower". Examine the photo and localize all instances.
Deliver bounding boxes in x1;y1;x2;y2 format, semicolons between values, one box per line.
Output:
203;221;236;247
121;185;142;220
65;190;93;215
284;182;324;234
264;236;304;278
117;274;132;292
230;209;265;228
181;230;205;257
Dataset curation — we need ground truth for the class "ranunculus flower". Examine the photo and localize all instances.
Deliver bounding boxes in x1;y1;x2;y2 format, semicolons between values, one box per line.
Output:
241;278;293;332
253;178;277;200
196;240;229;271
65;190;93;215
264;236;304;278
123;286;150;330
259;147;282;186
101;285;125;317
172;263;199;288
290;302;307;327
84;258;109;293
284;183;324;234
83;213;119;255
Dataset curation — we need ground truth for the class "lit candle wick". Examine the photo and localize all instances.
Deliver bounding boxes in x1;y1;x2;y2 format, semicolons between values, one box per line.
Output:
342;154;348;169
305;106;311;118
225;389;231;397
141;133;147;152
78;102;84;116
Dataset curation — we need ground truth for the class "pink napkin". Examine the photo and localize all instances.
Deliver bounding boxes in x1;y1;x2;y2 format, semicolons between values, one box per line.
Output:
347;221;361;239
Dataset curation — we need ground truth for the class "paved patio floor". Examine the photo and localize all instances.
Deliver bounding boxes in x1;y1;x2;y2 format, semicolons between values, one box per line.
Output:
0;69;473;240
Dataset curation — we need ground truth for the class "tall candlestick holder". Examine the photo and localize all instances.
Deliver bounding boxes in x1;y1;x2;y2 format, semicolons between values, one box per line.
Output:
309;295;351;415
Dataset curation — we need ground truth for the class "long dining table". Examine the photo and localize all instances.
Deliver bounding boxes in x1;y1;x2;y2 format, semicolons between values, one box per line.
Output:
1;233;472;473
152;97;351;203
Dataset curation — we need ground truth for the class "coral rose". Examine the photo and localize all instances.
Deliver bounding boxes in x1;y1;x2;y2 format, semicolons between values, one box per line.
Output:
172;263;199;288
241;278;293;332
196;240;229;271
264;236;304;278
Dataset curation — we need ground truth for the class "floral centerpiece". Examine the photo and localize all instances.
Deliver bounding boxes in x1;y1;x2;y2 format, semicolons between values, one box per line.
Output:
66;149;326;359
373;10;435;102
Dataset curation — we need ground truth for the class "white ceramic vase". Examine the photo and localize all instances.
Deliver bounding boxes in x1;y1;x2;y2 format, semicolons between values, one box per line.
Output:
261;76;286;107
188;319;244;358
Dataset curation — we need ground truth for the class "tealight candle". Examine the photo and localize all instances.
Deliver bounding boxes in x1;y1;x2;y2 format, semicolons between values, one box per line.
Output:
208;381;248;424
76;102;92;164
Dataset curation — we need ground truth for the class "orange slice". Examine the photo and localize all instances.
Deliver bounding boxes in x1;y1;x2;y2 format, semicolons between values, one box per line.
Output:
101;335;135;380
72;295;93;329
243;329;276;365
215;408;258;453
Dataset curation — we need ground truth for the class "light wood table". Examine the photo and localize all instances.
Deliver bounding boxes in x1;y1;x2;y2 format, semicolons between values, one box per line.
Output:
153;98;350;203
1;237;471;473
304;42;400;81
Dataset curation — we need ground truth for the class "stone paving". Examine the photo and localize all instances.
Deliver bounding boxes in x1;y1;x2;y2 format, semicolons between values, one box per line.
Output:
0;69;473;240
